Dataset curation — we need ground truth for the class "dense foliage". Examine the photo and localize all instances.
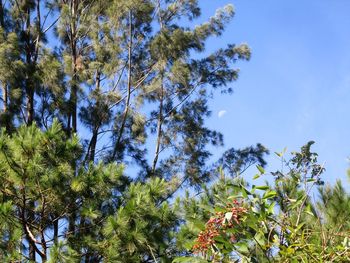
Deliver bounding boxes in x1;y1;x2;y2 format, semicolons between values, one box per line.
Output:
0;1;349;262
175;142;350;262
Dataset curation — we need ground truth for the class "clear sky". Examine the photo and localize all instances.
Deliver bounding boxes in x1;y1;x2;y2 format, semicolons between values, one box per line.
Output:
200;0;350;185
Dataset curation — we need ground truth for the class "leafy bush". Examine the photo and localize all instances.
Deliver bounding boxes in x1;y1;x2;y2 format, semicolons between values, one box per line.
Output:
175;142;350;262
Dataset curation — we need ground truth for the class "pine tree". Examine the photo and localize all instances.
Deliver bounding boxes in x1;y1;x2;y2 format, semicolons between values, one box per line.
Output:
0;121;81;260
1;0;251;182
0;1;254;261
318;180;350;240
0;121;182;261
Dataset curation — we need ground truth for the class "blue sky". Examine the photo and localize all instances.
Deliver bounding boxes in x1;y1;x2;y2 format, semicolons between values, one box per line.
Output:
200;0;350;185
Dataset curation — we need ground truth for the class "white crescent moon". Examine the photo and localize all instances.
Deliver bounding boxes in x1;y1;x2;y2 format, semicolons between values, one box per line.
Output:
218;110;227;118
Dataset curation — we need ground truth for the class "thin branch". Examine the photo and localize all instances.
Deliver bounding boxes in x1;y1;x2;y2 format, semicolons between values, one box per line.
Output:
111;10;133;160
146;241;158;263
151;78;164;173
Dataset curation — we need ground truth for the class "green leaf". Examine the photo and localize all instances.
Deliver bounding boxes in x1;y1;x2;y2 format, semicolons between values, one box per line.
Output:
214;207;227;213
241;188;248;198
304;204;315;217
255;185;269;191
257;165;265;174
236;242;249;253
71;178;84;192
263;190;277;199
183;241;195;250
228;194;244;199
253;174;260;180
274;151;282;157
189;218;205;231
267;201;276;214
295;222;305;232
241;185;252;196
198;203;215;213
173;257;208;263
254;232;266;247
214;235;226;244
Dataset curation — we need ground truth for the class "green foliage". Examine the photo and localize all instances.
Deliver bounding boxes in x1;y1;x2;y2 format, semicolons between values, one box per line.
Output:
0;122;182;261
101;177;179;262
0;1;349;262
216;144;269;177
175;143;350;262
1;0;252;184
0;0;256;260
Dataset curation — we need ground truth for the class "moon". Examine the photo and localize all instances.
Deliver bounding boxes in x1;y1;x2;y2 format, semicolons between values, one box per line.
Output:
218;110;227;118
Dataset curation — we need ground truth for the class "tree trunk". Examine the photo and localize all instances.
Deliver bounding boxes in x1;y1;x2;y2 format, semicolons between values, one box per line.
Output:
70;41;78;134
24;6;36;260
53;219;59;245
25;7;35;126
151;82;164;174
0;0;4;28
26;88;34;125
1;83;7;112
68;0;79;135
68;0;79;239
88;129;98;162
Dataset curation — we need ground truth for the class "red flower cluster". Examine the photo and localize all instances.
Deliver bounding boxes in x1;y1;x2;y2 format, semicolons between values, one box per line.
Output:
192;200;247;253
